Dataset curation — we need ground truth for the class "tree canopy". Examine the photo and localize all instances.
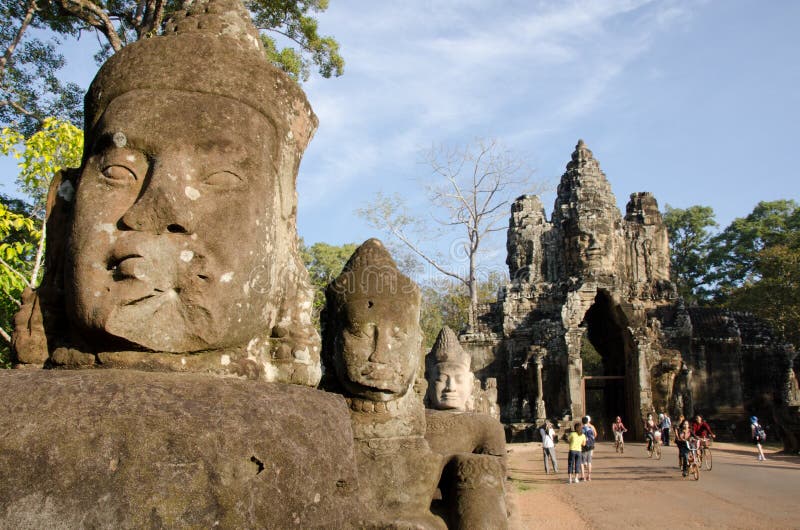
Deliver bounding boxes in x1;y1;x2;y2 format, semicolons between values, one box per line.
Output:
663;204;717;303
0;0;344;132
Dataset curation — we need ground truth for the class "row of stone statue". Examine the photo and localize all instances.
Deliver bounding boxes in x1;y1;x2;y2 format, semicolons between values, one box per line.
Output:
3;0;509;524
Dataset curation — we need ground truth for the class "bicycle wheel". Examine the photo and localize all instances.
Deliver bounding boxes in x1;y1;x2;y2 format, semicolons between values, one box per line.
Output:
703;448;712;470
655;443;662;460
691;463;700;480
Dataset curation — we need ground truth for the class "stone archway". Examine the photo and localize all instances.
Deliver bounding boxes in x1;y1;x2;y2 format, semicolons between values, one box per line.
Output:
580;290;638;440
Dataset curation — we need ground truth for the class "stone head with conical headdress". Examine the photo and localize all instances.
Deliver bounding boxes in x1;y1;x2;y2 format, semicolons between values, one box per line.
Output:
426;326;475;411
323;238;422;402
13;0;321;383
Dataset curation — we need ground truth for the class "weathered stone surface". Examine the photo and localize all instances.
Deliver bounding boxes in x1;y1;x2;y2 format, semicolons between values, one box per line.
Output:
439;454;508;530
322;238;427;440
425;410;506;459
0;370;359;528
322;239;444;527
11;0;320;386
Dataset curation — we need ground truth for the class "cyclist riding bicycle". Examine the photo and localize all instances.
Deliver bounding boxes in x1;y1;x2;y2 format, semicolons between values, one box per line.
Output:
691;414;715;448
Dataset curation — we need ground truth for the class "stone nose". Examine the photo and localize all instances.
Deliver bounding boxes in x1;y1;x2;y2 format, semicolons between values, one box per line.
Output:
119;165;195;234
367;324;395;364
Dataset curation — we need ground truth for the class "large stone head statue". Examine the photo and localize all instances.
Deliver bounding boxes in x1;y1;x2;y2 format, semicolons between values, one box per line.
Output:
322;239;423;403
12;0;321;384
426;326;474;411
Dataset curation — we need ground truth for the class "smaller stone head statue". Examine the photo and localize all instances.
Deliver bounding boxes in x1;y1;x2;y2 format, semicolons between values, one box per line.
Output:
426;326;475;411
323;239;422;403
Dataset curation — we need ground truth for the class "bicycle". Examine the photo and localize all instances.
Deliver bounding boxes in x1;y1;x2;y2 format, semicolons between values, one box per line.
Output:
684;439;701;480
697;437;712;471
646;431;662;460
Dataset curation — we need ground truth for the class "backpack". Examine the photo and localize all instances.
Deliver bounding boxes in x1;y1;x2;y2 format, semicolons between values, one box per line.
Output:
756;425;766;441
583;425;596;450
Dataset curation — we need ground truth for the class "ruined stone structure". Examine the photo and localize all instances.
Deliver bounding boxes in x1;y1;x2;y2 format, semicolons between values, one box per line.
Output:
463;140;797;442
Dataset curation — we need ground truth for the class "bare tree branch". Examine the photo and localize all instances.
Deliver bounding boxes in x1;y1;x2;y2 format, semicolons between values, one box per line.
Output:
0;325;11;345
359;138;543;333
0;255;33;288
55;0;123;52
0;0;37;81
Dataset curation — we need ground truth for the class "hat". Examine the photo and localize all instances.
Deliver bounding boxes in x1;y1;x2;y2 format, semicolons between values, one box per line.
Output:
750;416;758;424
431;326;471;369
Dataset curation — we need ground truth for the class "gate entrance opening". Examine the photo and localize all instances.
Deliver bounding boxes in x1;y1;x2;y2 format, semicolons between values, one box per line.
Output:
580;290;636;440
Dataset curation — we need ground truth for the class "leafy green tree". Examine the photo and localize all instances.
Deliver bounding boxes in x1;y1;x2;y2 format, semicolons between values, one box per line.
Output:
0;117;82;360
1;0;344;130
707;200;799;300
726;233;800;349
662;204;717;303
300;240;357;328
1;0;83;133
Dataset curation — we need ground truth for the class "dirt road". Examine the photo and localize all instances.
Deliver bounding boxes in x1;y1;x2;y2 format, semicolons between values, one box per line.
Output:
507;440;800;529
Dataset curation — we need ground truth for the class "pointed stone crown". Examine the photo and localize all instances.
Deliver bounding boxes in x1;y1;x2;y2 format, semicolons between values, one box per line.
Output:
327;239;419;304
84;0;317;156
431;326;471;369
566;139;601;172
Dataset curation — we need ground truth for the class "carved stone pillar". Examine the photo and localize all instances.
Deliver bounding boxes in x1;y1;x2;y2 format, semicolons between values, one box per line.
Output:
534;352;547;422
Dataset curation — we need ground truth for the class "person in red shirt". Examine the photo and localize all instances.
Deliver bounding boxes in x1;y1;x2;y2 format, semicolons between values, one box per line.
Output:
691;414;715;440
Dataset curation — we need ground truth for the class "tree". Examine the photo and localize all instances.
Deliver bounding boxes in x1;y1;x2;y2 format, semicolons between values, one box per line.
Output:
358;138;540;333
300;240;357;328
706;200;799;300
0;117;82;359
0;0;344;131
726;234;800;349
1;0;83;133
662;204;717;303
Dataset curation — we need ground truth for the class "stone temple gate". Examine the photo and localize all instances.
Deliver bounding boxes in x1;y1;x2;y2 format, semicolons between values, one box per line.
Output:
460;140;798;443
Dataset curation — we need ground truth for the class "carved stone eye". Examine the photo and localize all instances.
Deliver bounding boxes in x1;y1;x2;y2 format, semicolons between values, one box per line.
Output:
102;165;137;183
203;170;244;189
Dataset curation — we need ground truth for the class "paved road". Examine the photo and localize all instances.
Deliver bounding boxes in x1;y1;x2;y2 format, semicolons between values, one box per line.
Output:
508;440;800;529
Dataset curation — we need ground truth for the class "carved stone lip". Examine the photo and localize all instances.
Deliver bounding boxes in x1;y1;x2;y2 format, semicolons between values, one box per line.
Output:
360;364;397;382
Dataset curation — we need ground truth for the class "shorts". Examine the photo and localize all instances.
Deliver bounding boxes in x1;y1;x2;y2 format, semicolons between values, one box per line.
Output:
753;437;763;445
582;449;593;464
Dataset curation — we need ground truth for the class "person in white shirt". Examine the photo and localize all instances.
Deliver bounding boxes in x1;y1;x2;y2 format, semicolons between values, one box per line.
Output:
539;420;558;474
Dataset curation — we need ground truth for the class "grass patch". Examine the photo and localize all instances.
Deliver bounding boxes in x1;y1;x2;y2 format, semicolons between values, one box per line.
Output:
510;478;535;492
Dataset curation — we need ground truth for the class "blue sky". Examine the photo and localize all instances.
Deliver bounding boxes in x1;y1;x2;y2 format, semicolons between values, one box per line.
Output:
3;0;799;276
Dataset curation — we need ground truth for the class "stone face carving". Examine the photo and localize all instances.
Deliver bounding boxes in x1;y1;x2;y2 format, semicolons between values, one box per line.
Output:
322;238;426;438
426;326;475;411
11;0;320;385
322;239;444;528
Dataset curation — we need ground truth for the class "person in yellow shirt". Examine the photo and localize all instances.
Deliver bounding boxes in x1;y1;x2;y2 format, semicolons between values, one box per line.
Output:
567;421;586;484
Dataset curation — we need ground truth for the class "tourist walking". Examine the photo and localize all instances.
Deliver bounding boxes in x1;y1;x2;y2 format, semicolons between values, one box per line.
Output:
612;416;627;453
539;420;559;473
750;416;767;461
660;412;672;446
567;422;586;484
644;413;657;452
581;416;597;481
